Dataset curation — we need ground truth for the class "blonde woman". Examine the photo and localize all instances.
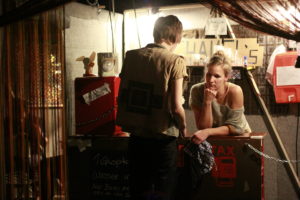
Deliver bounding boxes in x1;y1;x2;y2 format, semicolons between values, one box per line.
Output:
189;51;251;144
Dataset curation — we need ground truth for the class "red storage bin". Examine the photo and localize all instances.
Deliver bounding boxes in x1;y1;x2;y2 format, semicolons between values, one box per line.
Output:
273;51;300;103
75;76;122;135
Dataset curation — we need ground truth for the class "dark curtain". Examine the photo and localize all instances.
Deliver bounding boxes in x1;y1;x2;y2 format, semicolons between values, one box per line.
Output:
205;0;300;41
0;6;67;200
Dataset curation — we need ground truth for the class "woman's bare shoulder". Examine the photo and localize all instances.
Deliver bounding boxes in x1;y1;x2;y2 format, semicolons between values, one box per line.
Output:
228;83;243;96
227;83;243;108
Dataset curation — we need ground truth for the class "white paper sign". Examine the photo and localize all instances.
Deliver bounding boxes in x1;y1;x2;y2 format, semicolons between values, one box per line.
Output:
205;18;227;36
82;83;111;105
276;66;300;86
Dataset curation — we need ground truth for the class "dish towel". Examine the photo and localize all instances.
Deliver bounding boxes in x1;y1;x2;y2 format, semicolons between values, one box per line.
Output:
183;140;215;175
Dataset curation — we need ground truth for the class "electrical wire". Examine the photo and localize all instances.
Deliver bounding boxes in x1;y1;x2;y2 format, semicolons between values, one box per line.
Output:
132;0;141;48
86;0;114;52
296;103;299;175
112;0;115;14
108;0;115;54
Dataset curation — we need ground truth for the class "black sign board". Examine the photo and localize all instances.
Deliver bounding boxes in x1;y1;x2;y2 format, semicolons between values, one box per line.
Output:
90;151;129;199
68;137;129;200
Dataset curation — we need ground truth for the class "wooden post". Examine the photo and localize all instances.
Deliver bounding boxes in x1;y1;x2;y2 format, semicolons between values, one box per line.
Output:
245;69;300;196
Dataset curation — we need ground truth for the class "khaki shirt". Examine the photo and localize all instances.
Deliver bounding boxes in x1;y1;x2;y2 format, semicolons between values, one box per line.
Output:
116;43;188;138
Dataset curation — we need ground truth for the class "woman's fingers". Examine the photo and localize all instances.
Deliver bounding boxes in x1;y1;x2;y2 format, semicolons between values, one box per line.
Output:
191;136;200;144
204;88;217;102
192;129;210;144
191;133;202;144
210;89;217;96
206;88;217;96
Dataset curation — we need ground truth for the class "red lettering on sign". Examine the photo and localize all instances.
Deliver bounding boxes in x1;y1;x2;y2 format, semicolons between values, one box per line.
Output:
227;146;234;156
211;145;236;187
212;145;217;155
212;145;235;156
217;146;225;155
212;156;237;187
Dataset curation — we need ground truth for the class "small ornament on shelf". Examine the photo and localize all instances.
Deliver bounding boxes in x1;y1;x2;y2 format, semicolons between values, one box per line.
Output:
76;51;97;77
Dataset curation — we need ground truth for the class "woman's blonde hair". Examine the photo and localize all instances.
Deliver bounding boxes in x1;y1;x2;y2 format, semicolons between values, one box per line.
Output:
207;50;232;77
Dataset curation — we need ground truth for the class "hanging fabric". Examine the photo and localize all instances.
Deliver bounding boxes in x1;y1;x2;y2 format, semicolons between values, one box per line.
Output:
0;6;67;200
205;0;300;41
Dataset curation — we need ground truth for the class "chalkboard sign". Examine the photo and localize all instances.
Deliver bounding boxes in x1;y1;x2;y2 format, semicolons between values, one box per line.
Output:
68;137;130;200
90;151;129;199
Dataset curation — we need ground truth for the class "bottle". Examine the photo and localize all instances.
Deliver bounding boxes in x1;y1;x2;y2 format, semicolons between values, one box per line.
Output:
243;56;248;67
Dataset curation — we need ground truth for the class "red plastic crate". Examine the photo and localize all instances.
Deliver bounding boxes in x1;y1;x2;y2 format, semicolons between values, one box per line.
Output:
273;51;300;103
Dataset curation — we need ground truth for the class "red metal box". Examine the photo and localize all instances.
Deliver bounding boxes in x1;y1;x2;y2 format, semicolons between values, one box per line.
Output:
273;51;300;103
75;76;122;135
176;133;265;200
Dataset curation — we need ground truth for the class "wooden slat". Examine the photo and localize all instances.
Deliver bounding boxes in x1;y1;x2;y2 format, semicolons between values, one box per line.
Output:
57;8;67;198
5;24;16;200
16;20;28;199
0;26;6;200
41;11;53;199
31;18;42;199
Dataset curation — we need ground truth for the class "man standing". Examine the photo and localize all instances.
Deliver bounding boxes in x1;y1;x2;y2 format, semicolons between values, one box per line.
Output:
117;15;187;200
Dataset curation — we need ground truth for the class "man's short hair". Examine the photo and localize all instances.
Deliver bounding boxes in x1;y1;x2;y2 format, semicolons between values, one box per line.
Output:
153;15;183;44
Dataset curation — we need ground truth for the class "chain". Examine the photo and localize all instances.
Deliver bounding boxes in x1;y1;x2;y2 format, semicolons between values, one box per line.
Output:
245;143;300;163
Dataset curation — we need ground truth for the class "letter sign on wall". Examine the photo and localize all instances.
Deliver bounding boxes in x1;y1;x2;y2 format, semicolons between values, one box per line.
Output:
175;38;264;67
